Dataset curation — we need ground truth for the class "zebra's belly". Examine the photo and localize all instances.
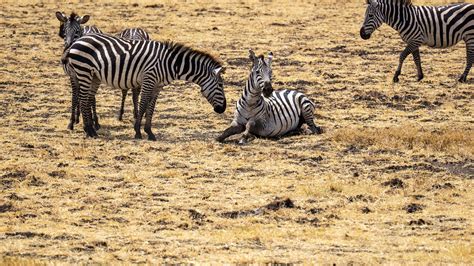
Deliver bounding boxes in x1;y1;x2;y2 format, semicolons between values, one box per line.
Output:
252;116;301;137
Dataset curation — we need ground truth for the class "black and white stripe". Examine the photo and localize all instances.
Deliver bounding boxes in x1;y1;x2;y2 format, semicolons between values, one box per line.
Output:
217;50;322;144
115;28;151;121
360;0;474;82
62;34;226;140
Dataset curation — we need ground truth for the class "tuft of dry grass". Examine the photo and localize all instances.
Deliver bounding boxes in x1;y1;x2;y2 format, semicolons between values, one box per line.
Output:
330;125;474;156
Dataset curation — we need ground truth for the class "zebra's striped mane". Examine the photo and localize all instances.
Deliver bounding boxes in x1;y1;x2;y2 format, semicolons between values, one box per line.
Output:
68;12;78;21
163;41;223;68
374;0;413;5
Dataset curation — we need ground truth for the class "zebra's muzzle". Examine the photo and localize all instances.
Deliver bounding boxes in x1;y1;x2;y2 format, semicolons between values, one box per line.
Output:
214;99;226;114
262;82;273;97
360;28;371;40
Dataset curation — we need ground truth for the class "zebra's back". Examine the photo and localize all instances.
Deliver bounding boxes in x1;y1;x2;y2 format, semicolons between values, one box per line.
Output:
417;3;474;47
66;34;159;90
82;25;103;35
118;28;150;41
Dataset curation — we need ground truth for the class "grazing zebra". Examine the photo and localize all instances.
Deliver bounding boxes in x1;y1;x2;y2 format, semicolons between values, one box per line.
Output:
62;34;226;140
217;50;322;144
360;0;474;82
56;12;103;130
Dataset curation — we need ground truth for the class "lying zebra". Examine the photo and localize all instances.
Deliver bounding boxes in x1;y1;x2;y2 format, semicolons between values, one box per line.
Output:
217;50;322;144
56;12;150;129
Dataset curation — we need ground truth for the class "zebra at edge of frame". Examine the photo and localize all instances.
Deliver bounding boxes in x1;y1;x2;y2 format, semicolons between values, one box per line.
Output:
216;50;323;145
62;34;226;140
360;0;474;83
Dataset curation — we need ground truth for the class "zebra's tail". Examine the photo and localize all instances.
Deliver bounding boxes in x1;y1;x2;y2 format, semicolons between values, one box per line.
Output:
61;47;73;76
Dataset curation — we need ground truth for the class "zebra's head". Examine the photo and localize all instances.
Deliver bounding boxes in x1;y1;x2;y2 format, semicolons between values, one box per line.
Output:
202;65;227;114
249;49;273;98
360;0;384;40
55;12;90;48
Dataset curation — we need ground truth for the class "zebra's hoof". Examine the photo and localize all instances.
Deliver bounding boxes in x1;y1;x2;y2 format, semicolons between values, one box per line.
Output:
311;126;324;135
134;133;142;139
417;74;424;81
238;138;248;145
458;75;467;83
393;76;400;83
67;122;74;131
147;134;157;141
94;123;101;131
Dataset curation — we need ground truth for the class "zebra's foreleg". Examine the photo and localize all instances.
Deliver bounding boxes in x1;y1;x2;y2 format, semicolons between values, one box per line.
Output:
239;120;256;145
118;89;127;121
394;43;420;83
412;49;424;81
144;87;161;141
459;38;474;83
132;87;140;120
216;122;245;142
134;78;155;139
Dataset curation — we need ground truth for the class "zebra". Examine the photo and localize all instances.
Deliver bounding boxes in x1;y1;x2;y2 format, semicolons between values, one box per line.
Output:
56;12;102;49
360;0;474;83
56;12;103;130
115;28;151;121
62;34;226;140
118;28;151;41
217;50;322;144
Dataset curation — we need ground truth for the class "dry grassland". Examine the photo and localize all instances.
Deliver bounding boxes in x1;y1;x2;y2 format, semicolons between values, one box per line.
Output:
0;0;473;264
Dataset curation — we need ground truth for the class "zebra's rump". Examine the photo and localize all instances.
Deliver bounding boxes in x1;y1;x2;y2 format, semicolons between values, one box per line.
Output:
259;89;313;137
65;34;157;90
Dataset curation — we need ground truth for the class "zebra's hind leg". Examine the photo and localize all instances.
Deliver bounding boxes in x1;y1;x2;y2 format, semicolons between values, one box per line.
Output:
118;89;127;121
301;99;323;134
92;96;100;130
394;42;420;83
412;49;424;81
459;38;474;83
68;73;80;130
79;82;97;138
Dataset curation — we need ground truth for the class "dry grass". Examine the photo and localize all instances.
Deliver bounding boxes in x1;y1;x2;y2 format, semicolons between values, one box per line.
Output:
0;0;473;264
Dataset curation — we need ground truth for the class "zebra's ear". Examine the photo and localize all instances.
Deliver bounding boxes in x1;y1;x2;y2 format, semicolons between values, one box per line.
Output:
78;15;90;24
56;11;67;22
214;67;225;76
268;52;273;66
249;49;257;62
368;0;378;6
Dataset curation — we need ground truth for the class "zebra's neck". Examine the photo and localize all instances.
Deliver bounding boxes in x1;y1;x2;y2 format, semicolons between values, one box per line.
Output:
381;2;418;34
168;45;220;88
242;72;265;108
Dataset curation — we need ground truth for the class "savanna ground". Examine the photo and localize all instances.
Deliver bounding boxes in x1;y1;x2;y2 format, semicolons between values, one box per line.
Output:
0;0;473;264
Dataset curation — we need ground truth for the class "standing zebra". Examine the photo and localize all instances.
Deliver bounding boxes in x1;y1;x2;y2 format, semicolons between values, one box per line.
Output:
56;12;102;49
217;50;322;144
116;28;151;121
360;0;474;82
62;34;226;140
56;12;102;130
